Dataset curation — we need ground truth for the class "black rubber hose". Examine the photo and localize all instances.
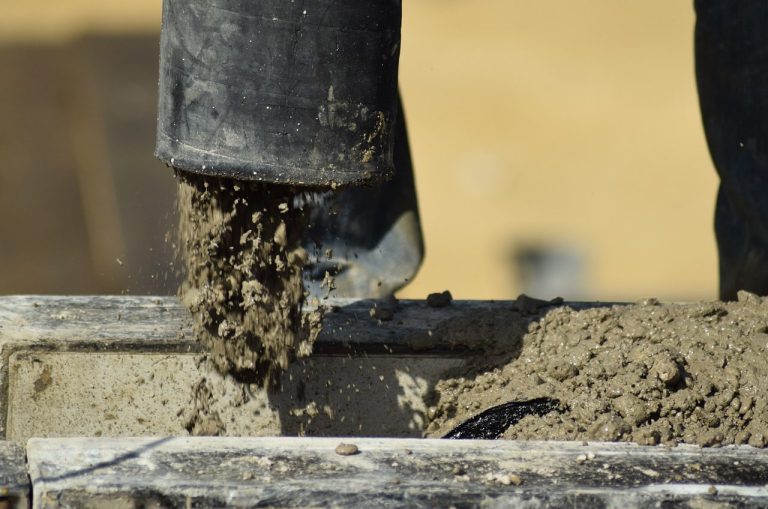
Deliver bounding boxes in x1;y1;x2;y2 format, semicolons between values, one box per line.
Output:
156;0;402;187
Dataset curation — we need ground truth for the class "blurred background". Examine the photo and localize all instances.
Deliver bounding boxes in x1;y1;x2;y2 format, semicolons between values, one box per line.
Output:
0;0;718;301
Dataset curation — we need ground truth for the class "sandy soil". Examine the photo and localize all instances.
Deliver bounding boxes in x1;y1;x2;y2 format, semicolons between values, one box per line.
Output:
427;292;768;447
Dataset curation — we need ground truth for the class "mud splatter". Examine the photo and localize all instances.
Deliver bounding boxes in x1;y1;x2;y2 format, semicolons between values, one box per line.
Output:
176;172;324;433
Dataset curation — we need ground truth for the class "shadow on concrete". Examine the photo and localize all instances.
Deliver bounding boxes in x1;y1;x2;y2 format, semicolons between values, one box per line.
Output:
265;298;579;438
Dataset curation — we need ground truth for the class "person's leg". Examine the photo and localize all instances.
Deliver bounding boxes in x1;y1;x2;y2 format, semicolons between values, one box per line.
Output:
303;93;425;299
695;0;768;299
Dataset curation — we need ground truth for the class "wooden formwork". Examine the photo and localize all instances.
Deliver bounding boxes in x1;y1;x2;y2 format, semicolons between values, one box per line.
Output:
1;296;767;507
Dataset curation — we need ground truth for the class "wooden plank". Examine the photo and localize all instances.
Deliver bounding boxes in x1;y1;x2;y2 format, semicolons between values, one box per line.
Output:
4;295;557;441
26;437;768;508
0;441;30;508
0;294;569;352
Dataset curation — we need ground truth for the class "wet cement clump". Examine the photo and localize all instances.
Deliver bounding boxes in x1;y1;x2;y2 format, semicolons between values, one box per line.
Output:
427;292;768;447
177;172;323;391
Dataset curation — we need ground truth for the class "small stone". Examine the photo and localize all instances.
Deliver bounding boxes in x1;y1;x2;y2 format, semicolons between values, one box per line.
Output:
575;454;587;464
548;361;579;382
451;465;466;476
335;443;360;456
369;306;393;321
370;295;398;321
737;290;760;304
242;472;253;480
512;294;564;314
492;472;523;486
652;357;681;387
586;452;596;460
708;485;718;495
514;294;548;314
427;290;453;308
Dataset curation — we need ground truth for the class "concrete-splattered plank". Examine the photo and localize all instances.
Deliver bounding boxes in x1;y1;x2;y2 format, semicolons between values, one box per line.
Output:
26;437;768;508
0;440;29;508
0;294;579;352
1;295;570;441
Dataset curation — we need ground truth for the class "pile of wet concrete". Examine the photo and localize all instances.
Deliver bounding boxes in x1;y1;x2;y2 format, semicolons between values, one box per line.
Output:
427;292;768;447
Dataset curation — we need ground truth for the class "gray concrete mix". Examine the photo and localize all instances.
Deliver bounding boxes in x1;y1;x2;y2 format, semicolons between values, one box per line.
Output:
0;440;29;508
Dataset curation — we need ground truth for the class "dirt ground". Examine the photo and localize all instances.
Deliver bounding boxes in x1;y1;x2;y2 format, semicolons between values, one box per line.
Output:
426;292;768;447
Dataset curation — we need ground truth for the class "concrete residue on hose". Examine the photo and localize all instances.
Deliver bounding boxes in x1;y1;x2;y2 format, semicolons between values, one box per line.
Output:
176;172;324;434
426;292;768;447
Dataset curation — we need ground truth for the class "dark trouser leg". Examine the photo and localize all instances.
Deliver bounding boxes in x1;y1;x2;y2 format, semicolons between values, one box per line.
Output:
302;93;425;299
695;0;768;299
